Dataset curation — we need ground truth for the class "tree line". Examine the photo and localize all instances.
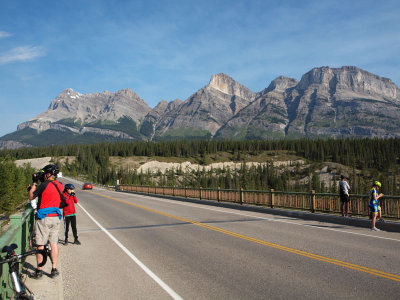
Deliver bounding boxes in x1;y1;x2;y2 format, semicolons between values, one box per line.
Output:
2;138;400;172
1;138;399;215
109;160;396;196
0;157;34;216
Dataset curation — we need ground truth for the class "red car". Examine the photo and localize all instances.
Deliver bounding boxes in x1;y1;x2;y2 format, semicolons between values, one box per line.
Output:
83;183;93;190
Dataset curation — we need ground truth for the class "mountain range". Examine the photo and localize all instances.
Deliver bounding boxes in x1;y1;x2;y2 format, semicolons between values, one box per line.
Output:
1;66;399;149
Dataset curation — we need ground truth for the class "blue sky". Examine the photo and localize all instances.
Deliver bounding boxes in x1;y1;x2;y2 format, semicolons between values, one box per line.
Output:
0;0;399;136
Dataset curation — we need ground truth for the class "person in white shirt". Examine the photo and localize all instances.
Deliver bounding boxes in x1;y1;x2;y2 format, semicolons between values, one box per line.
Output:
339;175;351;217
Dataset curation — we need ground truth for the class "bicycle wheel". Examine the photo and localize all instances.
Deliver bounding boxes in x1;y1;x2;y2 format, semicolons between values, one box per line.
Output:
15;292;34;300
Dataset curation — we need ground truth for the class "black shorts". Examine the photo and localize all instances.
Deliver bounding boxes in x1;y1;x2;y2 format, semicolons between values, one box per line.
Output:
340;194;350;203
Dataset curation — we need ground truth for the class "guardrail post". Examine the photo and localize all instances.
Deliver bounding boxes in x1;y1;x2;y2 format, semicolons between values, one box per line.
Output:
311;190;316;213
200;187;202;200
217;187;221;202
240;188;244;205
9;214;22;249
270;189;275;208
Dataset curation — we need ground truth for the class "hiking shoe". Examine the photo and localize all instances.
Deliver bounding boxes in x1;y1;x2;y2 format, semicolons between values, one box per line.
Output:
50;268;59;278
379;219;385;223
371;227;381;231
32;269;43;279
73;239;81;245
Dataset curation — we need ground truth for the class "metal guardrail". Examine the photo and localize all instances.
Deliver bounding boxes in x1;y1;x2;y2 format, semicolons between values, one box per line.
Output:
0;206;34;300
117;185;400;220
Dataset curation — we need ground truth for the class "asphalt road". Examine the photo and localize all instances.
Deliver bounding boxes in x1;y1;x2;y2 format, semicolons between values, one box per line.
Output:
59;179;400;299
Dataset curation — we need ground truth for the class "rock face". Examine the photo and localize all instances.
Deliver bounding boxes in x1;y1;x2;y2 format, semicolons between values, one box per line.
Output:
7;88;152;145
1;66;400;149
215;76;298;139
285;66;400;138
216;66;400;139
151;73;256;139
140;99;184;139
18;88;151;132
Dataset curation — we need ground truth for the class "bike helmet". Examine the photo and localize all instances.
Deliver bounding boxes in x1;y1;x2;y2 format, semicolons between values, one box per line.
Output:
374;181;381;188
64;183;75;190
40;164;59;176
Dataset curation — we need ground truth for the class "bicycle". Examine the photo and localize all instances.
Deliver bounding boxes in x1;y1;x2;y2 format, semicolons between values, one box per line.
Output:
0;244;47;300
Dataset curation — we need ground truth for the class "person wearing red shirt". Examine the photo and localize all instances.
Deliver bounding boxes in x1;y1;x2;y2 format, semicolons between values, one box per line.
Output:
62;183;81;245
28;164;63;279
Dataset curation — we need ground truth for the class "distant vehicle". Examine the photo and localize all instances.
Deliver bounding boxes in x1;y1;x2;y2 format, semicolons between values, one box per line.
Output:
83;183;93;190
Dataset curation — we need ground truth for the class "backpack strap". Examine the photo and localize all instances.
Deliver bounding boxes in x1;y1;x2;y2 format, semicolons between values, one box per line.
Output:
50;181;68;208
50;181;63;198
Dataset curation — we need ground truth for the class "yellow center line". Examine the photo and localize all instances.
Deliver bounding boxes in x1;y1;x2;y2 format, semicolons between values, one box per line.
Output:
89;191;400;282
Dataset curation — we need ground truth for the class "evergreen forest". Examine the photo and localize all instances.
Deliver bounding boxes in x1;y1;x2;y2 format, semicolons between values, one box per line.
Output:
1;138;400;216
0;157;34;217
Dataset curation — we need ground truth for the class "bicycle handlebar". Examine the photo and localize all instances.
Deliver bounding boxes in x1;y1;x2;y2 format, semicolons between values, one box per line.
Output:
0;247;47;267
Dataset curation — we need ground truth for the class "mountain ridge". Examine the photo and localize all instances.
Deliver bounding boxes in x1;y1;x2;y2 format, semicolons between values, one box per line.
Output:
1;66;400;149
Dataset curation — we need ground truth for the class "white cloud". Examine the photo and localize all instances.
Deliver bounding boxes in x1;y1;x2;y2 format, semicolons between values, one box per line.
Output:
0;46;46;64
0;30;12;39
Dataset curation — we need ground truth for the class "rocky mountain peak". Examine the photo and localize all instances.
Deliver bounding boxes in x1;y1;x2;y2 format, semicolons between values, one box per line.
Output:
18;87;151;134
151;99;183;115
60;88;76;94
297;66;334;89
167;99;183;110
155;99;169;108
115;88;138;98
207;73;254;99
297;66;399;100
263;76;298;94
152;100;169;114
208;73;234;90
56;88;81;99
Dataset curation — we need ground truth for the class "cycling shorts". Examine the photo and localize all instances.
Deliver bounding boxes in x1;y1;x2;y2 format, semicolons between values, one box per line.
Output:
369;204;379;213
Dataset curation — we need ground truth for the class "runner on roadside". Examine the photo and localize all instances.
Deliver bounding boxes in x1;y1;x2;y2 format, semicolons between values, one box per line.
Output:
369;181;385;231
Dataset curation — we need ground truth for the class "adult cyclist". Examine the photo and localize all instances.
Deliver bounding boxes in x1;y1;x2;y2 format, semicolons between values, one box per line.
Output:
28;164;63;278
369;181;385;231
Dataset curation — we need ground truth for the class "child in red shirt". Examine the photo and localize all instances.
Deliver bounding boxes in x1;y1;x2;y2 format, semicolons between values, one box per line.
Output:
63;183;81;245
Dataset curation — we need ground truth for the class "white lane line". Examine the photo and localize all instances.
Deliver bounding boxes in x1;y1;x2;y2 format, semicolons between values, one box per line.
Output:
129;193;400;243
78;203;184;300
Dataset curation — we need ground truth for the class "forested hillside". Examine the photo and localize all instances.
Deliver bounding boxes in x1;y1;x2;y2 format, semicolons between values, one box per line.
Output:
2;138;399;215
0;157;34;216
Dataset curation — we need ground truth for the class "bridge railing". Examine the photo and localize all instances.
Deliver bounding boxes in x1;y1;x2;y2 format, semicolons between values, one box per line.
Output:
117;185;400;220
0;206;34;300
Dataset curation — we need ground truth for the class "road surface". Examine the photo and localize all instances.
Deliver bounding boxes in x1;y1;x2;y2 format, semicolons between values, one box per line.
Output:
59;180;400;299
